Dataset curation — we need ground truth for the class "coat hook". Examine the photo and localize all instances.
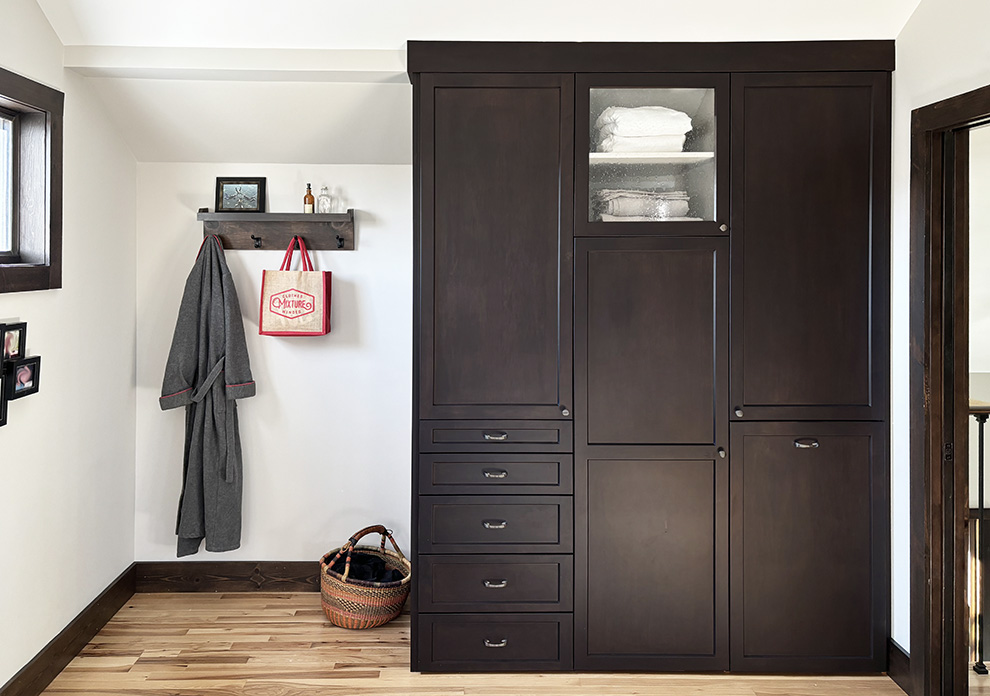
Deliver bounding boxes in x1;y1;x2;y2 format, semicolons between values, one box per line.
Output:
250;235;262;249
336;235;345;249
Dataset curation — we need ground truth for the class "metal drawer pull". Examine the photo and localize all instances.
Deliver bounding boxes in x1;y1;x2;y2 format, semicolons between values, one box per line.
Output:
483;519;508;530
483;469;508;479
794;438;820;449
483;431;509;441
483;579;508;589
484;638;508;648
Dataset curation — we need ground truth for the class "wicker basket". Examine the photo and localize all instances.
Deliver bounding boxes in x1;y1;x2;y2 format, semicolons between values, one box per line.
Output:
319;525;412;629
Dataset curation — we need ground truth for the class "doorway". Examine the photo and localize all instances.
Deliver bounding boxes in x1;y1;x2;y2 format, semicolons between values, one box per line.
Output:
911;84;990;696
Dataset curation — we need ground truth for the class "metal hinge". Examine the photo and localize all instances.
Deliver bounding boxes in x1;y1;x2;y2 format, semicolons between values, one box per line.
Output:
944;443;954;461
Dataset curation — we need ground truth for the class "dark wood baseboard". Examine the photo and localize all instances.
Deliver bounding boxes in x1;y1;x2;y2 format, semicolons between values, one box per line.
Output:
0;564;135;696
887;638;912;695
135;561;321;592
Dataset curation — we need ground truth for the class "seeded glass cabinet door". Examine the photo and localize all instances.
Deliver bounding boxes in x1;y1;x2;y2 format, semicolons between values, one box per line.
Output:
418;74;574;420
576;74;729;237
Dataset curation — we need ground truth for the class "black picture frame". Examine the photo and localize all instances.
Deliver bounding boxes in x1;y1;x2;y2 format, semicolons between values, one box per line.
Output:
8;355;39;400
215;177;266;213
0;372;7;426
2;322;26;362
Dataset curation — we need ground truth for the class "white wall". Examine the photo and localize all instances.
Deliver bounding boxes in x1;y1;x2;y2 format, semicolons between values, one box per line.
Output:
893;0;990;651
0;0;137;686
134;163;411;560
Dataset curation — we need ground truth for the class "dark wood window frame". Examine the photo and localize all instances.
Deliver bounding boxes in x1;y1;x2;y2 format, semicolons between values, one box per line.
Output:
910;82;990;696
0;66;63;293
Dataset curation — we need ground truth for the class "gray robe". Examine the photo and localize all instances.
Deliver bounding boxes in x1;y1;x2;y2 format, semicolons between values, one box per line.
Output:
160;235;256;557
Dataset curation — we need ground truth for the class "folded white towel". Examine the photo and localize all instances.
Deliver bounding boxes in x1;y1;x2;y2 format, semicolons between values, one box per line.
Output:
600;214;703;222
602;197;691;218
597;134;686;153
595;105;692;137
598;189;689;200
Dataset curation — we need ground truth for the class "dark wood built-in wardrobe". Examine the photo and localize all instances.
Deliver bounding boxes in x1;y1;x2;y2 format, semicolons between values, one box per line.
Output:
409;41;892;674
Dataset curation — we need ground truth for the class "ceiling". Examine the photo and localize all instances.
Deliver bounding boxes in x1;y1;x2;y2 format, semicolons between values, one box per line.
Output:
32;0;922;165
37;0;921;49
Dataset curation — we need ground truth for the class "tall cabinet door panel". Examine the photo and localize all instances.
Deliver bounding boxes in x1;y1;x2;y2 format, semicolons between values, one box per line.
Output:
576;456;728;670
419;74;574;420
730;422;887;672
576;237;728;451
730;73;890;421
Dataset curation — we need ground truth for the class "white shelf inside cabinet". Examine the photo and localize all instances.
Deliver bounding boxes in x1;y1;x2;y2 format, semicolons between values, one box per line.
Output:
589;151;715;165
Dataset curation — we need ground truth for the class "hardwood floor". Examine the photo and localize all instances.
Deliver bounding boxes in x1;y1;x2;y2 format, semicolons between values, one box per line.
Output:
973;668;990;694
43;593;906;695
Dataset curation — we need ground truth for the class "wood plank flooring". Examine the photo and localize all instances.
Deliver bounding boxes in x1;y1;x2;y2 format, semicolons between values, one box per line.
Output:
43;593;906;696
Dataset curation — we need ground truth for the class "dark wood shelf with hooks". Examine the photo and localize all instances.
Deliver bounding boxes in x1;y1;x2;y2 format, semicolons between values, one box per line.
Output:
197;209;355;250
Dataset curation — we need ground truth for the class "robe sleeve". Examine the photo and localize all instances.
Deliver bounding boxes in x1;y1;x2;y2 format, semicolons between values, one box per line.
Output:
159;249;206;411
220;244;256;401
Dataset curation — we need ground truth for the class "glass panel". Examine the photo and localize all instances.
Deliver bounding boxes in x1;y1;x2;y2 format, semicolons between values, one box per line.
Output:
589;87;716;223
969;123;990;664
0;115;11;252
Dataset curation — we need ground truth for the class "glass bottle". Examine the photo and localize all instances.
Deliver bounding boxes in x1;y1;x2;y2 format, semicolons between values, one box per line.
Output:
317;186;333;214
303;183;314;213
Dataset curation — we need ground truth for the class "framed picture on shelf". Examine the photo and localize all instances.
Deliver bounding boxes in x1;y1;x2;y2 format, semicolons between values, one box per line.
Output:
3;322;26;361
215;177;266;213
8;355;40;400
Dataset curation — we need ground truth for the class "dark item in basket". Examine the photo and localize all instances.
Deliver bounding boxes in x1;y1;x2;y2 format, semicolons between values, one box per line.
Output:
320;525;412;629
329;551;405;584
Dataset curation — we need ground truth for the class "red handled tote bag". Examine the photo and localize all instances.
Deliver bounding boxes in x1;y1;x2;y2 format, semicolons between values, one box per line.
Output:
259;236;331;336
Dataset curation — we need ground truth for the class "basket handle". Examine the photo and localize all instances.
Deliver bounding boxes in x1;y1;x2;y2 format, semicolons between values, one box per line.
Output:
330;525;406;582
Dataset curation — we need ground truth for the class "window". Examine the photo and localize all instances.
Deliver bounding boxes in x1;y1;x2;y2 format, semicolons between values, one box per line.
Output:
0;66;63;292
1;109;17;256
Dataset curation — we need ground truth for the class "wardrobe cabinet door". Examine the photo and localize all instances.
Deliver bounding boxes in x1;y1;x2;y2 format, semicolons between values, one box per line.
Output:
730;72;890;421
575;237;728;451
730;422;887;672
576;455;728;670
417;74;574;420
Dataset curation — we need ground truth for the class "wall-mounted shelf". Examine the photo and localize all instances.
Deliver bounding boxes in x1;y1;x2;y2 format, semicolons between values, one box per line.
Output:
197;209;355;250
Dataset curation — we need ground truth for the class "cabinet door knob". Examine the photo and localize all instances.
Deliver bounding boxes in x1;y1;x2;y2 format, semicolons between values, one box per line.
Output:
483;469;508;479
734;407;744;417
561;406;570;417
484;638;508;648
483;431;508;441
483;519;508;530
794;438;820;449
720;223;729;232
717;447;726;459
483;579;508;589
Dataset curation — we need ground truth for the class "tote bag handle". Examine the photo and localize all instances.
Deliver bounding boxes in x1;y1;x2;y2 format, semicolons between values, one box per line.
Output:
279;236;314;272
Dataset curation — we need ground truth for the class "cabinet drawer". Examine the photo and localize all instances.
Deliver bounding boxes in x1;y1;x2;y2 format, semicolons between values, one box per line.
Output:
420;454;573;494
419;496;573;553
420;420;573;453
419;555;573;612
419;613;573;671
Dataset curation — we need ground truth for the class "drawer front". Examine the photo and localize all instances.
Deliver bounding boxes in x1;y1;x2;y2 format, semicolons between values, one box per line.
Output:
419;554;573;612
420;453;574;494
420;420;573;453
419;613;573;671
419;496;573;553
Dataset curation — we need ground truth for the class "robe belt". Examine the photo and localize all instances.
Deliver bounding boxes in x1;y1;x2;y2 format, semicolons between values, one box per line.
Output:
191;357;225;403
190;357;236;484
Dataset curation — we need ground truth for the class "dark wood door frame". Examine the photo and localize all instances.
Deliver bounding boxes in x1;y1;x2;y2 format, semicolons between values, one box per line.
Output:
911;82;990;696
